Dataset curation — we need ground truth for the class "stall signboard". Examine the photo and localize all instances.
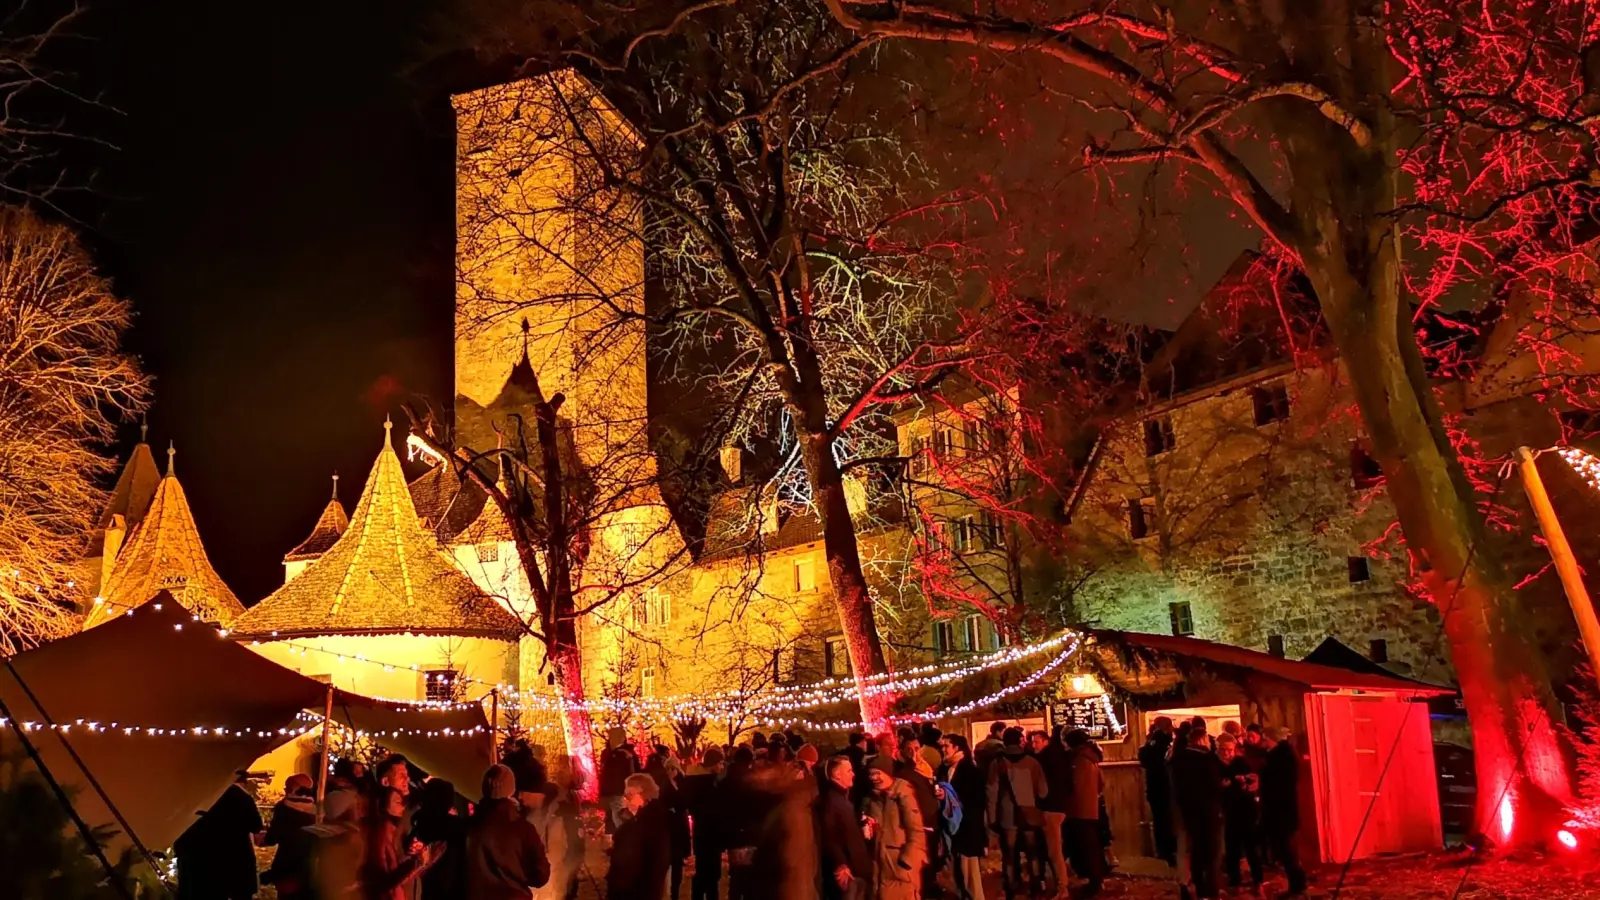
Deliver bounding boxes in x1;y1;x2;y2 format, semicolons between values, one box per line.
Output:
1049;694;1127;742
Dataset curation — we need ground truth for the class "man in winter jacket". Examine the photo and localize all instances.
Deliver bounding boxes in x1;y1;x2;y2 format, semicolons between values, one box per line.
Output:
862;755;926;900
262;774;318;900
1029;730;1074;899
1064;731;1105;897
1170;728;1225;899
819;758;872;900
466;764;550;900
1259;728;1307;897
987;727;1046;899
681;748;727;900
608;773;674;900
1138;718;1177;866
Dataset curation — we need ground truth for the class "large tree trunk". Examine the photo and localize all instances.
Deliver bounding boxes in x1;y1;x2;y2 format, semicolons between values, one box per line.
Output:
549;627;599;802
1302;212;1573;843
800;429;896;731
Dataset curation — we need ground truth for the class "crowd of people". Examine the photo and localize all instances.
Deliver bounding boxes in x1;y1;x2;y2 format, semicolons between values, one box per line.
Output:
590;722;1113;900
171;715;1309;900
1139;718;1307;900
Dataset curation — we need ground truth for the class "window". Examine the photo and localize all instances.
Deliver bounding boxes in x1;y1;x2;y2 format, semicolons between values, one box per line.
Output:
1348;556;1372;584
772;647;797;685
793;556;817;593
963;615;986;652
1369;639;1389;664
824;636;852;677
976;510;1002;549
1168;601;1194;636
1128;497;1156;540
1267;634;1286;658
640;665;657;698
981;419;1007;455
1350;444;1383;488
640;589;671;627
933;425;959;458
933;620;957;656
1143;416;1176;457
475;542;499;563
909;431;933;476
1251;384;1291;426
994;626;1014;647
949;517;973;554
425;668;458;703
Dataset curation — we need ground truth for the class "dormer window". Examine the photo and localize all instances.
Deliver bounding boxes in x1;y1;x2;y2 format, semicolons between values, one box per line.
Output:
1251;383;1290;426
1143;416;1176;457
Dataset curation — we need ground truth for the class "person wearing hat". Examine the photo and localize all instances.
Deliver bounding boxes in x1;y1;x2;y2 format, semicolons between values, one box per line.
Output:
466;764;550;900
861;755;926;900
262;773;319;900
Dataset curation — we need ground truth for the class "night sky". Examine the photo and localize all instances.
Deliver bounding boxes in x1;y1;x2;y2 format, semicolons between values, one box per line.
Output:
69;0;456;602
50;0;1255;604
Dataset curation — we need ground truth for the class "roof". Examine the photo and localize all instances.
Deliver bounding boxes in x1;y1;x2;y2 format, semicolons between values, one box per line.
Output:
284;493;349;562
85;451;245;629
1089;629;1452;696
410;464;514;546
698;485;901;562
86;440;161;554
231;422;524;641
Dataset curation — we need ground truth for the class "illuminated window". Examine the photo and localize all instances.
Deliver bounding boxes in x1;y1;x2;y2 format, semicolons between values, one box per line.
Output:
963;614;985;652
933;425;958;458
1168;601;1194;637
1143;416;1176;457
949;517;973;554
793;556;816;592
909;431;932;476
640;665;656;698
824;636;851;677
933;620;957;656
425;668;458;702
642;589;671;627
1251;384;1291;426
475;542;499;563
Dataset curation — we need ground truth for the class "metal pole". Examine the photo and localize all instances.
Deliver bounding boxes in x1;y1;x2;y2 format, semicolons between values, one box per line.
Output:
1517;445;1600;681
489;688;500;764
315;685;333;823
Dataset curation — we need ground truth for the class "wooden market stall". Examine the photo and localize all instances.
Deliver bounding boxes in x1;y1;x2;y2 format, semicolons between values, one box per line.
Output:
1049;630;1452;868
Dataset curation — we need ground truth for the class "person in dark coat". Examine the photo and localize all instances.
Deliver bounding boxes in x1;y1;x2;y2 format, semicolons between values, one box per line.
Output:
680;748;726;900
174;771;264;900
1217;735;1262;891
819;757;872;900
608;773;675;900
1139;717;1177;866
409;778;468;900
749;760;819;900
1258;728;1307;897
936;734;988;900
1064;730;1105;898
263;774;319;900
466;765;549;900
895;734;943;898
600;731;638;834
1029;729;1073;898
645;747;691;900
722;747;762;900
1169;728;1225;900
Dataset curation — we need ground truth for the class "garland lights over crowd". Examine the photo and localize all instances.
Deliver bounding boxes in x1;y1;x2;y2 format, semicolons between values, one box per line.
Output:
266;629;1090;727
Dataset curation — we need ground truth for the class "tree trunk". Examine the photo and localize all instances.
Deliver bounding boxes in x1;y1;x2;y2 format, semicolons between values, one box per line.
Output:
799;429;896;731
549;631;599;802
1304;230;1574;843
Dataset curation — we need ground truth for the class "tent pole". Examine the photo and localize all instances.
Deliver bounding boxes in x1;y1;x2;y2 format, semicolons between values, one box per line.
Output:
1517;445;1600;685
0;682;136;900
0;655;172;895
316;685;333;823
489;688;500;764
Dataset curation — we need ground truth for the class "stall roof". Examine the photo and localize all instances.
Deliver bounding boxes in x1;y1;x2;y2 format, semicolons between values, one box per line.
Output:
0;593;489;852
1091;630;1454;696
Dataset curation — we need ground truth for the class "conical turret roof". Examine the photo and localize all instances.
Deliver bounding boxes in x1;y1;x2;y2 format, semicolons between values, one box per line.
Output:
231;422;524;641
285;476;349;562
84;446;244;629
87;439;161;553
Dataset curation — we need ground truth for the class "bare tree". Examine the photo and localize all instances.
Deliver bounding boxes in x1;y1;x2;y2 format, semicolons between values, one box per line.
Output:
820;0;1600;840
0;207;148;653
448;0;984;729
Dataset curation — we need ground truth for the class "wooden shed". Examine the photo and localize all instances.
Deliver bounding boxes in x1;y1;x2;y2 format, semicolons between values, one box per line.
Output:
1056;630;1451;868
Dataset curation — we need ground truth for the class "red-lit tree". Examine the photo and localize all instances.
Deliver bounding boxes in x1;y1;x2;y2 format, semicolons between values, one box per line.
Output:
822;0;1600;842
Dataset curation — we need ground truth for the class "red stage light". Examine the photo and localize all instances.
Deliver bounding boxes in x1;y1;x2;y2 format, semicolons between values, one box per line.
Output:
1557;829;1579;850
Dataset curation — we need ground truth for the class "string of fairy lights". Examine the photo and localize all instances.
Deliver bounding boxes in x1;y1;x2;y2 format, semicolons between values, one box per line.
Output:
1560;445;1600;490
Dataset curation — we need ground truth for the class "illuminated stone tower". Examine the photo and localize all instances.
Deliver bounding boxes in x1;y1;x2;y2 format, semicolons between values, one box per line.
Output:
451;71;649;475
